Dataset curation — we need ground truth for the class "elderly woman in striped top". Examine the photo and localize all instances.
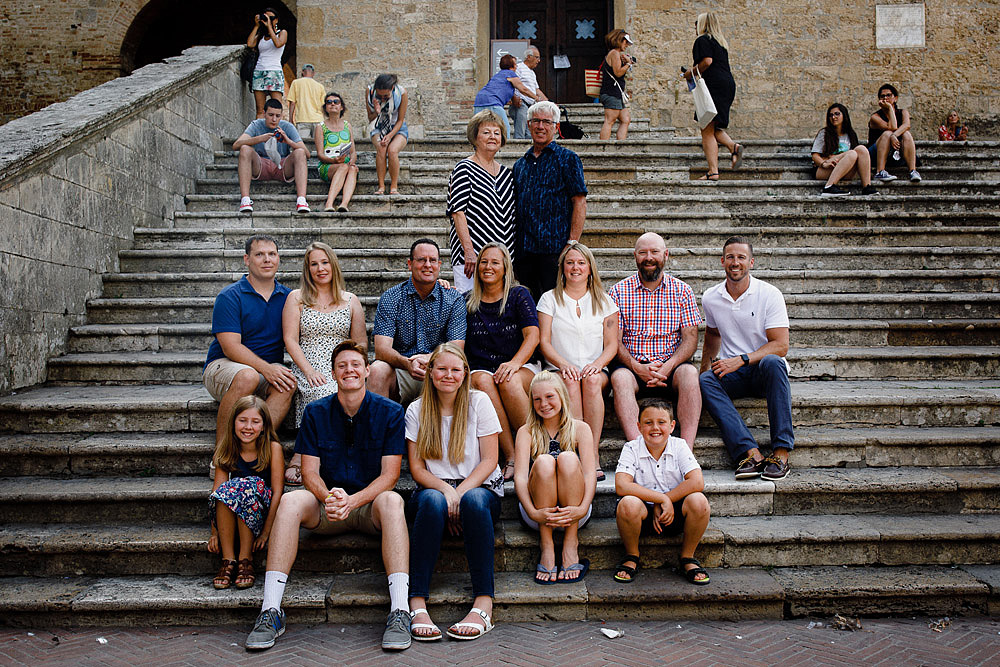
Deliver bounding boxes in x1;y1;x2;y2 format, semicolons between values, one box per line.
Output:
446;109;516;294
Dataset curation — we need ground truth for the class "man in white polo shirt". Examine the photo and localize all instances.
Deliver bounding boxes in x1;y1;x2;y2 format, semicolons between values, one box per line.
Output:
699;236;794;480
509;46;548;139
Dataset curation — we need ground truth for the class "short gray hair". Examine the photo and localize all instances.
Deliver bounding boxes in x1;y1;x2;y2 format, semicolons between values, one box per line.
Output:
527;100;559;122
525;46;540;57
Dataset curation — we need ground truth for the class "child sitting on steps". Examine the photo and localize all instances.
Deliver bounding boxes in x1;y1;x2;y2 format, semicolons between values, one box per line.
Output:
613;397;711;585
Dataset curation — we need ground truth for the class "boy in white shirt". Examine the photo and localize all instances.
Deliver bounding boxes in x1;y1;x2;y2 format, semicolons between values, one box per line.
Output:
613;398;711;585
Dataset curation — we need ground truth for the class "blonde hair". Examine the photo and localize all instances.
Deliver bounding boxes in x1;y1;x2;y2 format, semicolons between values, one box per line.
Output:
467;242;516;316
212;395;279;475
467;109;508;147
553;241;611;317
415;343;472;465
525;371;578;460
299;241;345;309
696;12;730;51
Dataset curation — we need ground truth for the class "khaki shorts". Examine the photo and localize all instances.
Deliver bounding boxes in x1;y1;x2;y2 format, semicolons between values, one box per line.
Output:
203;358;269;401
297;489;378;535
395;367;424;406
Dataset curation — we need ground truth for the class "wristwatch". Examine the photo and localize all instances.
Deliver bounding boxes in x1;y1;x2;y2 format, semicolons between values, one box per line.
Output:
740;354;750;366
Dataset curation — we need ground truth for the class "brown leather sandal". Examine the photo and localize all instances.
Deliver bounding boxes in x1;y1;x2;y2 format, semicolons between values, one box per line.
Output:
235;558;256;589
213;559;237;589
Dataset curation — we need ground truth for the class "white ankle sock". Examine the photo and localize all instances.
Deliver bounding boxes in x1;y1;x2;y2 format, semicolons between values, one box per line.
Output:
261;570;287;612
387;572;409;612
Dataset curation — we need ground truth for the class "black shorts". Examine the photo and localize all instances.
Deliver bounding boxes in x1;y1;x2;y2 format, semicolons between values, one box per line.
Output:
617;497;686;537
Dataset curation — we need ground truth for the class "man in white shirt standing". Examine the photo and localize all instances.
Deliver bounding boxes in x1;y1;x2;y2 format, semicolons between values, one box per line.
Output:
699;236;794;481
509;46;548;139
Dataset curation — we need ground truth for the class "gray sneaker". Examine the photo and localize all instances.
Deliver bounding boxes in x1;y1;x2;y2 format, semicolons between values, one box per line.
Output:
382;608;412;651
246;607;285;650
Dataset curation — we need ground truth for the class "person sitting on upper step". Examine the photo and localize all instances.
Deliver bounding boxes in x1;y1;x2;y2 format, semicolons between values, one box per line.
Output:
203;234;296;449
405;343;503;641
245;341;413;652
608;232;703;451
233;98;310;214
868;83;921;183
368;238;467;406
812;103;878;198
613;398;711;585
698;236;794;481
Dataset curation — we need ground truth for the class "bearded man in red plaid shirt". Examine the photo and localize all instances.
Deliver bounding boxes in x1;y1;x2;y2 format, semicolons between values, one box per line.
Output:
608;232;703;450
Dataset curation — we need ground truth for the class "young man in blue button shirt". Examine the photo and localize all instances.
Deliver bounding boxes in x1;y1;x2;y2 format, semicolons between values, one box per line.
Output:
368;238;467;405
203;235;296;446
246;341;412;651
512;100;587;302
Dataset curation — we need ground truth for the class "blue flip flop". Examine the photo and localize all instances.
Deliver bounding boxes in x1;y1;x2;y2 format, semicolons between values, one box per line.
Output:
534;563;558;585
558;558;590;584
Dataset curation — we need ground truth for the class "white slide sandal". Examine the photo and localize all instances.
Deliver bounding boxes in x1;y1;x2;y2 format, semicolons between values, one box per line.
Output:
445;607;494;640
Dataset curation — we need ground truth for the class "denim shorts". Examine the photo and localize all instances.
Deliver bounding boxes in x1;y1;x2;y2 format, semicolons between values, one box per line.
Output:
599;93;626;110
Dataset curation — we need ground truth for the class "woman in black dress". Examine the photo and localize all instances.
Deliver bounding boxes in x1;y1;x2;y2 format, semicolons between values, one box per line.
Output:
682;12;743;181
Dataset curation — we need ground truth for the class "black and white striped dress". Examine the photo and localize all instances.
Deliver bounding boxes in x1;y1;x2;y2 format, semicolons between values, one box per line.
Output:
446;158;516;266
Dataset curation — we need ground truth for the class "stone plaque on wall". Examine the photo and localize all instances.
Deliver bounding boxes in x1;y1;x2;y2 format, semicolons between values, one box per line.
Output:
876;3;925;48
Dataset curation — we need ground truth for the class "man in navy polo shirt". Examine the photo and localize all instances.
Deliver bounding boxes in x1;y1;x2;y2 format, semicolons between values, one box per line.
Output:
246;341;412;652
203;234;296;446
368;238;467;405
512;100;588;302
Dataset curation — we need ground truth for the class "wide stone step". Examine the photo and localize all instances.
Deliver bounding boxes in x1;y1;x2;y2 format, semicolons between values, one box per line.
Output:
3;564;994;626
117;246;1000;274
181;192;1000;215
3;513;996;578
44;345;1000;384
1;467;997;527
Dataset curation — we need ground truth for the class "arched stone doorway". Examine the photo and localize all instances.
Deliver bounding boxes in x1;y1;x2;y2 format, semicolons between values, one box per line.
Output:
120;0;297;75
494;0;612;103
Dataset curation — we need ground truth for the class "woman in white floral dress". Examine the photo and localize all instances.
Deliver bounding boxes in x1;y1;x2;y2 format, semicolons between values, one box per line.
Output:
281;241;366;483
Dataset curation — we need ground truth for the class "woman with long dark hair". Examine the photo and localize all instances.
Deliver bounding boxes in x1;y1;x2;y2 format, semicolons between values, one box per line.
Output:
315;92;358;212
247;8;288;118
598;29;633;141
365;73;408;195
811;103;876;197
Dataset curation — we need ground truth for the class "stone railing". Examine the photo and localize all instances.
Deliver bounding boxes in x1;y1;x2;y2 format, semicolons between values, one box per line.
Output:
0;45;253;394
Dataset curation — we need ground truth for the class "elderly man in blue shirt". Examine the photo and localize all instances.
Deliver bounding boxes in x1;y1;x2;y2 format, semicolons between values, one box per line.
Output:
512;100;588;302
368;238;467;405
246;340;412;652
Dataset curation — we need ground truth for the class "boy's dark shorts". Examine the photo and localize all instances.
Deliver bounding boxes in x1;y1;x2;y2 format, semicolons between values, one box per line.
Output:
617;497;687;537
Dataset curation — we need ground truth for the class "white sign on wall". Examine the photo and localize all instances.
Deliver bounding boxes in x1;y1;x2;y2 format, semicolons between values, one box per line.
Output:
876;4;925;48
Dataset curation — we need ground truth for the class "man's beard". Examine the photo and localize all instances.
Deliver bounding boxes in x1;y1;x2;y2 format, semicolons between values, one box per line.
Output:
639;262;663;282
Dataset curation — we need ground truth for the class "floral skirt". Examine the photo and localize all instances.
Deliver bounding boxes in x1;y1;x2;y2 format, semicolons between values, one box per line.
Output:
252;69;285;93
210;476;272;536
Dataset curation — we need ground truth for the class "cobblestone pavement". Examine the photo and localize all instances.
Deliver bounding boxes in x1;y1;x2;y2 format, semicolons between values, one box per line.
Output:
3;616;999;666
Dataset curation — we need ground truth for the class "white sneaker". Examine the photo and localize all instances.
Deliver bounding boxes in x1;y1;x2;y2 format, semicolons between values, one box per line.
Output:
873;170;897;182
295;197;311;213
909;169;922;183
239;197;253;213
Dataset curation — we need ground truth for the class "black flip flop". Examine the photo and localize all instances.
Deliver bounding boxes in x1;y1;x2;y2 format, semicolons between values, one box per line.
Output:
613;555;640;583
558;558;590;584
679;557;711;585
534;563;558;585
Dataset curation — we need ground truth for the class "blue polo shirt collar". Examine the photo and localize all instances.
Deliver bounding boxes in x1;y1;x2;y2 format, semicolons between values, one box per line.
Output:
237;275;289;301
523;140;560;161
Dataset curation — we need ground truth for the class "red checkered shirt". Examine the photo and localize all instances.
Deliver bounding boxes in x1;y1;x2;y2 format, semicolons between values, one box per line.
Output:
608;273;703;363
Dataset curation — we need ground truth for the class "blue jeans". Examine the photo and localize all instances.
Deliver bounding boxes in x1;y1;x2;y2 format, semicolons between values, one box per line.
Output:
408;486;500;599
699;354;794;461
473;105;511;140
509;102;529;139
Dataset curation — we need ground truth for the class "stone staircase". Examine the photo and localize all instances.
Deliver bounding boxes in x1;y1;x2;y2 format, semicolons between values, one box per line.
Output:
2;103;999;626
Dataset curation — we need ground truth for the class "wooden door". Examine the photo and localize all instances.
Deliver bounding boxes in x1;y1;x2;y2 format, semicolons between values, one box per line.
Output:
496;0;612;103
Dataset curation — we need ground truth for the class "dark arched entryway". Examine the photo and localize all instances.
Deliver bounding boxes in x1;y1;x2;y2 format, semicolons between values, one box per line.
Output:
120;0;297;75
493;0;612;103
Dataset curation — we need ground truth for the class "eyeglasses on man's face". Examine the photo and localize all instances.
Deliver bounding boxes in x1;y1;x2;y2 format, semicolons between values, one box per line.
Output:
528;118;556;126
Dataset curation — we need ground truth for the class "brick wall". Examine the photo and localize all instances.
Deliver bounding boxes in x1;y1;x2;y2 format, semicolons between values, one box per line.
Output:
0;46;252;394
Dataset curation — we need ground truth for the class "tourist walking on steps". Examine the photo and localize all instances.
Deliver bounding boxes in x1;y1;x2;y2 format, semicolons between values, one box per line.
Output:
464;242;540;481
247;8;287;119
208;396;284;591
315;92;359;212
699;236;794;481
537;241;619;483
286;64;325;140
811;103;877;197
509;46;548;140
233;98;310;214
405;343;504;642
365;74;408;195
447;110;516;293
473;54;540;139
682;12;743;181
514;371;596;584
281;241;366;484
868;83;921;183
245;341;412;652
598;29;633;141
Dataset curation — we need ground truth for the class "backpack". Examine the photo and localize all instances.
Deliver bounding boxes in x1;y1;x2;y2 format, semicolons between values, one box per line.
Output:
558;106;586;140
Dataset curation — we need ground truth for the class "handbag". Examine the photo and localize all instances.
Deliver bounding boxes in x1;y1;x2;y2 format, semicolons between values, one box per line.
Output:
239;47;258;84
691;65;717;129
584;67;603;97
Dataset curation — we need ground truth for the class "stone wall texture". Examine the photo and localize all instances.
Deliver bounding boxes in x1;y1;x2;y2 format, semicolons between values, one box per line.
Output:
0;45;252;394
3;0;999;138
